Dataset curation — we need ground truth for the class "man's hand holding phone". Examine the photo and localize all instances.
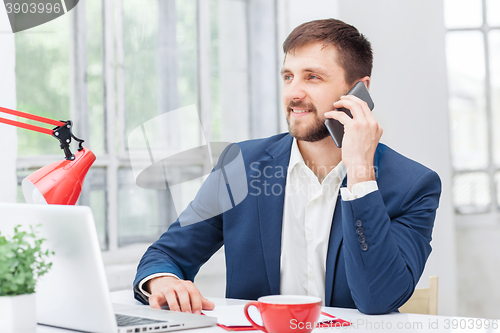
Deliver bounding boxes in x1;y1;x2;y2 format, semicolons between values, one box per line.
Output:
147;276;215;314
324;93;383;191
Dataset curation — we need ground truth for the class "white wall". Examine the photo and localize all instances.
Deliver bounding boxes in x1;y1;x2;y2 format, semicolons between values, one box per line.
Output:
456;223;500;319
0;3;18;203
337;0;457;316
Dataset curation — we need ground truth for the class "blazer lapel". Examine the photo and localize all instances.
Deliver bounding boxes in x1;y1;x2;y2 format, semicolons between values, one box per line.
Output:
325;194;343;305
256;134;293;295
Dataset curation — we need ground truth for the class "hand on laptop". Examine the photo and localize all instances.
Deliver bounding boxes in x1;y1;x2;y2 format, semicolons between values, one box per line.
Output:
147;276;215;314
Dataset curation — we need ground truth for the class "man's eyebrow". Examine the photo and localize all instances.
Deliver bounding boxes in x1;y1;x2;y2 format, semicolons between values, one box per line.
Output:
280;68;291;75
280;67;330;77
303;67;330;77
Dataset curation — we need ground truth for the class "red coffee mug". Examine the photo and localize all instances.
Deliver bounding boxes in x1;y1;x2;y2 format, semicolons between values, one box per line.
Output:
243;295;321;333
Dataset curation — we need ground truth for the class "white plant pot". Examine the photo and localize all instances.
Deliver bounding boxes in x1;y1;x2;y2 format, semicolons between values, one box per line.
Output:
0;293;37;332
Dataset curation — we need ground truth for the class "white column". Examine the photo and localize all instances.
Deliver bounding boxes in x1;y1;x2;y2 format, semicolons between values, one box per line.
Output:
247;0;280;139
70;1;90;206
103;0;118;252
158;0;180;150
0;5;18;203
219;0;250;143
69;2;88;146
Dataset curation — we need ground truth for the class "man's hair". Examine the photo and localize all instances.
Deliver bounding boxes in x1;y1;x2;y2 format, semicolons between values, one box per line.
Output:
283;18;373;86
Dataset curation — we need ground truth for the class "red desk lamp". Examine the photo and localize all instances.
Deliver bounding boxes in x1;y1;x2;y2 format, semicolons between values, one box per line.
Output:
0;106;96;205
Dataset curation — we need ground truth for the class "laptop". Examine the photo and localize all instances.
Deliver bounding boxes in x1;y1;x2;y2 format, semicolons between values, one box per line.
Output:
0;203;217;333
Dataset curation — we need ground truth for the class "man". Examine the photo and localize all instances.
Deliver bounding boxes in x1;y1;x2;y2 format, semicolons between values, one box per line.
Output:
133;18;441;315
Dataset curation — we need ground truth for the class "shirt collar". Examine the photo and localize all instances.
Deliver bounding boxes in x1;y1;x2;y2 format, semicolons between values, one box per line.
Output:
334;160;347;184
288;138;347;184
288;137;305;172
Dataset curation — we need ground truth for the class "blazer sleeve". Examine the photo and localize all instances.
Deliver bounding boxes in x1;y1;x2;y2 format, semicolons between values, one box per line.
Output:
340;169;441;314
133;215;224;304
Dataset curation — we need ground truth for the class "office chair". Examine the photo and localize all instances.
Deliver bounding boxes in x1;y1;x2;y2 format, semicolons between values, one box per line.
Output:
399;276;438;315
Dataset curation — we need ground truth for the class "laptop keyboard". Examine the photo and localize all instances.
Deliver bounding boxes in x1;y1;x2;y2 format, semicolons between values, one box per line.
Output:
116;314;166;327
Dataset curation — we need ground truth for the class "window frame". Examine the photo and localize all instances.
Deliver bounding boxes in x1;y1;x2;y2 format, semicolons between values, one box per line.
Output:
446;0;500;226
15;0;282;269
101;0;215;262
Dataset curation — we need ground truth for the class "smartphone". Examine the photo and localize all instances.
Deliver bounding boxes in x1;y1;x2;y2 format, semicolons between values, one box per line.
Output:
324;81;374;148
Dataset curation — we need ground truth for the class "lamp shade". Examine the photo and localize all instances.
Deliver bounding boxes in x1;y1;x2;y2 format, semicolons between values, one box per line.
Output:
22;148;96;205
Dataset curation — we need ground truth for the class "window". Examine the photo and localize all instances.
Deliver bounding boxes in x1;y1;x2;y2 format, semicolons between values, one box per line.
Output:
15;0;281;284
445;0;500;215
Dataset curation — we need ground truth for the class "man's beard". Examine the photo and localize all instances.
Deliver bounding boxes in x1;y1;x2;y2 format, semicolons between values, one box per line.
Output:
286;101;330;142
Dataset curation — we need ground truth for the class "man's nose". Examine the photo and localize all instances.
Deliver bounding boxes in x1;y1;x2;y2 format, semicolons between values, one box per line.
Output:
284;80;306;101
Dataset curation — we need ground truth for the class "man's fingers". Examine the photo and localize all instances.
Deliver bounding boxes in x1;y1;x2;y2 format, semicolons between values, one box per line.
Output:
147;277;209;314
164;290;181;312
148;294;163;309
186;284;203;314
333;98;366;120
334;95;371;119
325;110;352;125
175;288;193;313
340;94;368;108
201;297;215;311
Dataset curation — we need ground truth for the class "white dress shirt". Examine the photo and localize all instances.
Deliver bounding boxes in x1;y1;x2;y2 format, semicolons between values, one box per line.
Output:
280;138;377;304
139;138;378;300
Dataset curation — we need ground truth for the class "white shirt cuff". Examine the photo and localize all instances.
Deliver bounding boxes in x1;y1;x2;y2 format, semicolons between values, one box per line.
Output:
139;273;180;297
340;181;378;201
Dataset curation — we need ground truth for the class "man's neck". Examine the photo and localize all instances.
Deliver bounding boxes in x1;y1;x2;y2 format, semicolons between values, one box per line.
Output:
296;137;342;182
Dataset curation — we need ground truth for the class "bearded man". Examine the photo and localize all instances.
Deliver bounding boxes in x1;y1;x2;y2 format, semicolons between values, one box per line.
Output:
133;18;441;315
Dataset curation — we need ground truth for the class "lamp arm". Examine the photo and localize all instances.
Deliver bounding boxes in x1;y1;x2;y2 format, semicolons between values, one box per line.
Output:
0;116;56;135
0;106;86;160
52;121;85;160
0;106;66;127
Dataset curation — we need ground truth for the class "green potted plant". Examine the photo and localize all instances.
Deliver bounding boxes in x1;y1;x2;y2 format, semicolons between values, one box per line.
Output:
0;224;53;332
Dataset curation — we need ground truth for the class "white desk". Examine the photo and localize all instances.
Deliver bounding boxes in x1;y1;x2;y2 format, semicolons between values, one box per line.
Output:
37;290;499;332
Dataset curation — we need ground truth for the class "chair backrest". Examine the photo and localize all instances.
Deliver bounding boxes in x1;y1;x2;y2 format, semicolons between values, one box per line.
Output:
398;276;438;315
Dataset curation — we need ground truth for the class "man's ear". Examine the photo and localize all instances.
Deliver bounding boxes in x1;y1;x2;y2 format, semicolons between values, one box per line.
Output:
359;76;371;90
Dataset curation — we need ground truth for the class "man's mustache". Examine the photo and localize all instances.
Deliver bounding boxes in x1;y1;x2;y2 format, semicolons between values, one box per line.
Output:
287;101;317;113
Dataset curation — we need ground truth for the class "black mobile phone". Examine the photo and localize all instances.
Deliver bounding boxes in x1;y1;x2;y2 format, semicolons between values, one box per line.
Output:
324;81;374;148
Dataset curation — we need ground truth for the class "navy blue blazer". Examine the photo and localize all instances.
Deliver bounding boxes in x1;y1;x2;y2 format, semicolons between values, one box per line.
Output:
133;133;441;314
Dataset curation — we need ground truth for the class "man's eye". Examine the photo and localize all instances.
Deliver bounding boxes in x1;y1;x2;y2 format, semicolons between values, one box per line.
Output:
284;75;292;81
309;75;319;80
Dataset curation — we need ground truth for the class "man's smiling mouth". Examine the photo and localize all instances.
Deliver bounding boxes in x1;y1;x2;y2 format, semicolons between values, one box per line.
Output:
291;108;311;114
